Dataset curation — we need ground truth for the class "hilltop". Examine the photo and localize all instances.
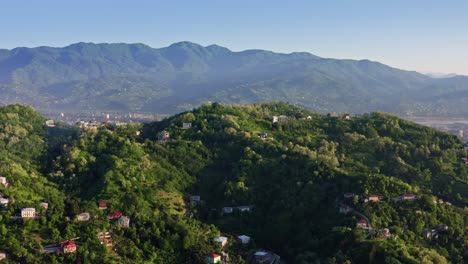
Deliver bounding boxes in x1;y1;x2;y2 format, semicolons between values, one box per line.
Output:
1;42;468;116
0;102;467;263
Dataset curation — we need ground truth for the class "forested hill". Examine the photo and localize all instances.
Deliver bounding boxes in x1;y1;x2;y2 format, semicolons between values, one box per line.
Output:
1;41;468;116
0;103;467;263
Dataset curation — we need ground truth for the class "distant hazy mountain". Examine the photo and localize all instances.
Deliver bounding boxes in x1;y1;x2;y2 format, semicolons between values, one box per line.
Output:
0;41;467;116
420;71;458;79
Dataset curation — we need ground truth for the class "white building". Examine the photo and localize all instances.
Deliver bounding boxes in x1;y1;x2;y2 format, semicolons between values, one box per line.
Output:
77;212;90;222
0;177;8;187
0;250;7;261
118;216;130;228
236;205;253;212
21;208;36;218
40;202;49;210
222;207;233;214
182;123;192;129
0;198;8;206
45;120;55;127
214;236;228;247
238;235;251;244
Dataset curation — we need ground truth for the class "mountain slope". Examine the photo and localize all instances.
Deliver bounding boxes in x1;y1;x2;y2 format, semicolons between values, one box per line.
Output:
0;102;467;263
0;42;467;116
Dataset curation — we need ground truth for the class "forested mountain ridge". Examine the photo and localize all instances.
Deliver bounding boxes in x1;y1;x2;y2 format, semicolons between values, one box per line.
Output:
1;42;468;116
0;103;467;263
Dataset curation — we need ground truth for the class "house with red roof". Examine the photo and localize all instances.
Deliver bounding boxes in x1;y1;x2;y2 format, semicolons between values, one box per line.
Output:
61;241;77;254
357;219;368;229
98;201;107;210
205;253;221;263
108;211;122;219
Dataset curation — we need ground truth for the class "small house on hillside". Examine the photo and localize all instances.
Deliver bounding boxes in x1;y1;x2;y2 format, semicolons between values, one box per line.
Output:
251;251;281;264
396;194;417;201
379;228;391;239
364;195;381;202
118;216;130;228
40;202;49;210
205;253;221;263
237;205;253;212
0;250;7;261
343;113;351;120
259;132;268;139
214;236;228;247
182;123;192;129
97;232;112;247
357;219;368;229
108;211;122;219
45;120;55;127
0;177;8;187
0;198;9;207
157;131;170;143
98;201;107;210
439;224;449;231
21;208;36;218
272;116;279;123
423;229;439;240
61;241;77;254
238;235;251;244
77;213;90;222
222;207;233;214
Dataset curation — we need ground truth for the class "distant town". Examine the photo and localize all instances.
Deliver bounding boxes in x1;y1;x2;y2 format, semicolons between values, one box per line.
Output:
42;111;165;125
406;117;468;142
41;110;468;143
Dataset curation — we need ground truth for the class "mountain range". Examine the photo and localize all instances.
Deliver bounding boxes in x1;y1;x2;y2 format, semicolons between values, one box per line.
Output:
0;41;467;116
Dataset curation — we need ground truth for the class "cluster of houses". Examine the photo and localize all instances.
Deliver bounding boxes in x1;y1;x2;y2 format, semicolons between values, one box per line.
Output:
222;205;253;214
423;224;449;240
205;235;255;263
99;201;130;228
341;191;452;240
342;192;420;203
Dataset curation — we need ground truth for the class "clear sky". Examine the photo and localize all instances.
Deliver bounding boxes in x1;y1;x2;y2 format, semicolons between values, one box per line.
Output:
1;0;467;74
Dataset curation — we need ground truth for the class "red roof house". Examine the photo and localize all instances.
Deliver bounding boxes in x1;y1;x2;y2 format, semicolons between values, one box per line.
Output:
98;201;107;210
205;253;221;263
357;219;368;228
61;241;77;254
108;211;122;219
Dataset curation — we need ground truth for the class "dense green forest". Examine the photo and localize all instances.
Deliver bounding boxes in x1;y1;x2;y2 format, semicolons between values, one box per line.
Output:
0;102;467;263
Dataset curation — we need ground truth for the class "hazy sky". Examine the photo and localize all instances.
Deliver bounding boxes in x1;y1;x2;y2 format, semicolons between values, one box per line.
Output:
1;0;467;74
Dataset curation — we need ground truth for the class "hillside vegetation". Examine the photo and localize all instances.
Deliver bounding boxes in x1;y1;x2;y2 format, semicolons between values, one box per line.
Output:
0;102;467;263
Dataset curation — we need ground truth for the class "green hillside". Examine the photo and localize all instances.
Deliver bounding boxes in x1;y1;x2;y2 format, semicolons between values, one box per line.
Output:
0;103;467;263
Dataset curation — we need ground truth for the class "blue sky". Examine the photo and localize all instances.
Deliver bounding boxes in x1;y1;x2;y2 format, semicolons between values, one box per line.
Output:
1;0;467;74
